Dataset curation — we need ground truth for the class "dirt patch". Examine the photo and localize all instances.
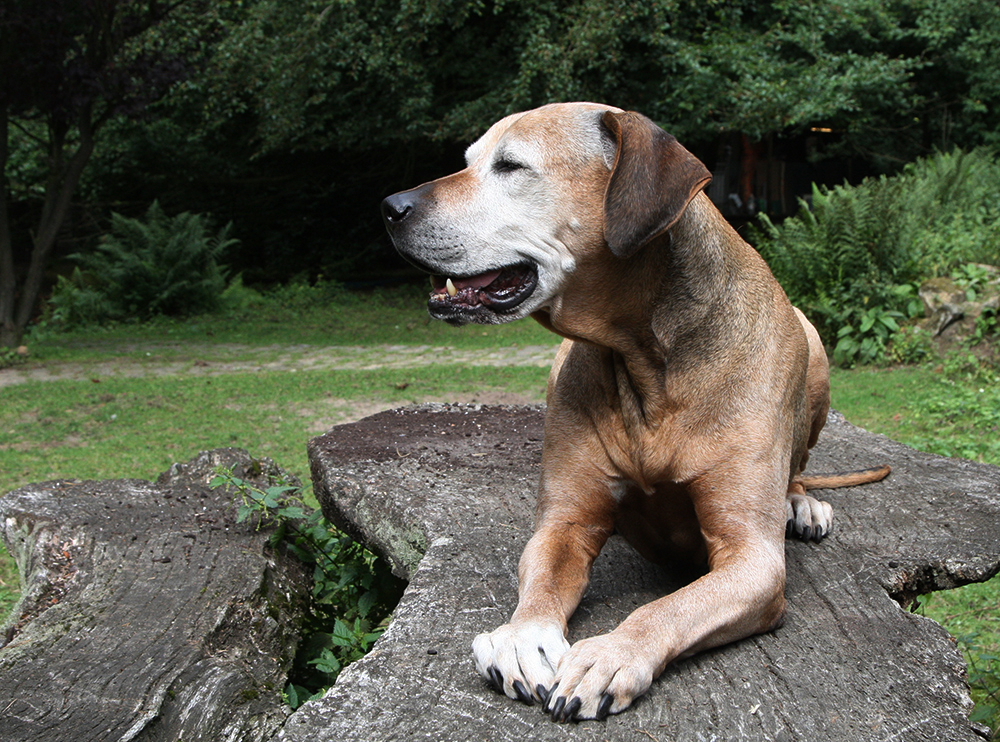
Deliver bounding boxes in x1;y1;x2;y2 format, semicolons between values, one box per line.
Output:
0;343;560;388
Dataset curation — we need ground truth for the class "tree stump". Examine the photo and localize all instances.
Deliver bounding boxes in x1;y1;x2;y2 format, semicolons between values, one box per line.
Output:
0;449;310;742
285;404;1000;742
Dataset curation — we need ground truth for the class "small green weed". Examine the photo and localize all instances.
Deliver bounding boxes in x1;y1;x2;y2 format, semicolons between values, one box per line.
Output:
972;305;1000;346
961;633;1000;732
915;589;1000;735
0;346;29;370
833;305;905;367
0;542;19;619
952;263;996;302
213;470;405;708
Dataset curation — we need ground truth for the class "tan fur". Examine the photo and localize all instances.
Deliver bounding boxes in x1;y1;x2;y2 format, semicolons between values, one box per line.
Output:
381;102;891;721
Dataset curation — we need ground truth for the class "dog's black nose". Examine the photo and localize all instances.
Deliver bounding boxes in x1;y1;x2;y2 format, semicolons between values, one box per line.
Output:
381;192;414;227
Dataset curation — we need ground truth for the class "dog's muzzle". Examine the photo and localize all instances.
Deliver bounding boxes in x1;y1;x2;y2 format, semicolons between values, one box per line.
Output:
381;188;539;325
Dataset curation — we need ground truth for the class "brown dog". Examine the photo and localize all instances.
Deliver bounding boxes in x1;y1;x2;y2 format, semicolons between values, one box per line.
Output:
381;102;889;722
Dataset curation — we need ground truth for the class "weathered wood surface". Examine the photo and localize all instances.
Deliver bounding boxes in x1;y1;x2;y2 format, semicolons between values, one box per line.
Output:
285;404;1000;742
0;449;309;742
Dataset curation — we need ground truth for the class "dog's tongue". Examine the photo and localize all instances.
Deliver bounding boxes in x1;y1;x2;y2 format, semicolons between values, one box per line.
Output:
451;270;502;291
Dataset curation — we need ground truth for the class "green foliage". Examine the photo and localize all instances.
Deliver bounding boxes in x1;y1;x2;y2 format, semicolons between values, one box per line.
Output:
58;0;1000;288
832;306;904;367
212;470;404;708
960;633;1000;733
199;0;1000;159
952;263;997;302
755;148;1000;364
973;305;1000;346
49;202;238;327
886;324;935;365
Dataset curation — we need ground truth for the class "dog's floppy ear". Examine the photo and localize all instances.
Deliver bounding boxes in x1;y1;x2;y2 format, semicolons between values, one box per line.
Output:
601;110;712;258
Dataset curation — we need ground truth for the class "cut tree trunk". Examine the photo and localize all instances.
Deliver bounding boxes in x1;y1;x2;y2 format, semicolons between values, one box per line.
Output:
285;404;1000;742
0;448;310;742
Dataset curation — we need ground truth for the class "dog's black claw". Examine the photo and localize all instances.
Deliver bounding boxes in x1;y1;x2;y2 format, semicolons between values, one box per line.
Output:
801;525;813;541
512;679;534;705
562;696;582;722
596;692;615;720
488;666;504;691
536;684;551;704
550;695;566;721
542;682;559;711
812;527;825;543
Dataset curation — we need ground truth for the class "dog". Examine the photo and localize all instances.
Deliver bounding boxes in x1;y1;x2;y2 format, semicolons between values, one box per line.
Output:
381;102;890;722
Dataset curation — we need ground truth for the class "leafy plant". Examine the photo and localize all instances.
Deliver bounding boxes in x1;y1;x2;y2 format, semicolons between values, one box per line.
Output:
212;469;404;708
0;345;29;371
49;201;238;327
959;633;1000;732
754;148;1000;364
972;305;1000;346
952;263;997;302
833;306;905;367
886;324;934;365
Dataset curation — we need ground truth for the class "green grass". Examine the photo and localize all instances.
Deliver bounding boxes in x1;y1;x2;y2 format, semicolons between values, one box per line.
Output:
0;365;550;497
831;365;1000;464
0;361;549;623
26;280;558;363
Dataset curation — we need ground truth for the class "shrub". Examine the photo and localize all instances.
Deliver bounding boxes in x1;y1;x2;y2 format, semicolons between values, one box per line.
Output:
754;148;1000;364
49;202;238;326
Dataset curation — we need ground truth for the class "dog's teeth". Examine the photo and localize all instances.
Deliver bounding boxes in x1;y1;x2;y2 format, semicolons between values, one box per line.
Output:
446;278;458;297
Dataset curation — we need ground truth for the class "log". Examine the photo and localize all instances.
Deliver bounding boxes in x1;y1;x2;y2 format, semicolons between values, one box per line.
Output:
284;404;1000;742
0;448;310;742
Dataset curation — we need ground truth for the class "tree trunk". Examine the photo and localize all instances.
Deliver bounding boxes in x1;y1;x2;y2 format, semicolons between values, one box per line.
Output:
288;404;1000;742
0;109;19;348
0;448;311;742
8;111;97;344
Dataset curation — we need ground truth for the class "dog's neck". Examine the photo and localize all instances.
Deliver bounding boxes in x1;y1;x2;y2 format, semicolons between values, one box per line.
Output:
533;193;775;418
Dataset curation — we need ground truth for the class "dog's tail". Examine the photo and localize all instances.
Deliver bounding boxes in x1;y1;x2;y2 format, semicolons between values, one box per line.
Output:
797;464;892;491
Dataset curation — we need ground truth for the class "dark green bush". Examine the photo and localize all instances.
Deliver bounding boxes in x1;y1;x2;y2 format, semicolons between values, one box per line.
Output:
49;202;238;326
754;148;1000;364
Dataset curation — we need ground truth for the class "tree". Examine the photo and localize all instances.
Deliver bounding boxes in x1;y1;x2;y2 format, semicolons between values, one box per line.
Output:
26;0;1000;297
204;0;1000;160
0;0;211;347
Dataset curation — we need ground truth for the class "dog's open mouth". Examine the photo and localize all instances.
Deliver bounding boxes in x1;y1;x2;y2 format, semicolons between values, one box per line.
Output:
427;263;538;322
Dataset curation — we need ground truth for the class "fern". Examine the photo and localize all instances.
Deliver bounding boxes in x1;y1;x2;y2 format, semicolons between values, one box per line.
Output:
753;147;1000;358
50;202;238;326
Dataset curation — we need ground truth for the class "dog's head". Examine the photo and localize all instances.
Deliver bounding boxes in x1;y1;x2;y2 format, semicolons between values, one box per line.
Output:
381;102;711;325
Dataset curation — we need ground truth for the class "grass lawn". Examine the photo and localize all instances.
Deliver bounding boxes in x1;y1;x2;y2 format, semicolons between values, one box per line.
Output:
1;287;997;730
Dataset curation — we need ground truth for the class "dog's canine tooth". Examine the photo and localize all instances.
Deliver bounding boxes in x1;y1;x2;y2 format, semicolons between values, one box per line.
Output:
446;278;458;296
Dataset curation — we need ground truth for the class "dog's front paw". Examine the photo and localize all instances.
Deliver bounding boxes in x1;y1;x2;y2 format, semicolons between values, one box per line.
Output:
472;621;570;705
785;492;833;542
543;632;654;722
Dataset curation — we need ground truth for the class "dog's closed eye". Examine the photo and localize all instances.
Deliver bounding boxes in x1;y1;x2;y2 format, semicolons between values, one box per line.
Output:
493;157;527;174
